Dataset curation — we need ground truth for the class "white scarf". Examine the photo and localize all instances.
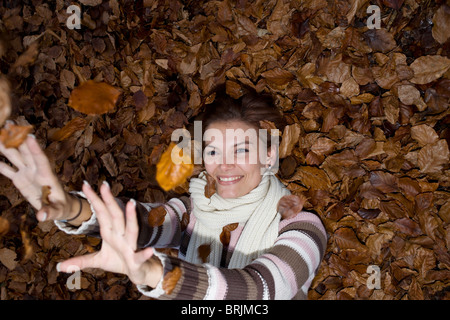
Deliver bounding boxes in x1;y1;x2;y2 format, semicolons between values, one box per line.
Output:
186;171;291;268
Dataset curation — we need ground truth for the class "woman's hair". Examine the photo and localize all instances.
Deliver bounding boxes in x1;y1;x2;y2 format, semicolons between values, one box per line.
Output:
200;86;286;149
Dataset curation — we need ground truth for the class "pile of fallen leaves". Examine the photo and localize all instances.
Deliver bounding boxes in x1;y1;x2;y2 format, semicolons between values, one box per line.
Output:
0;0;449;300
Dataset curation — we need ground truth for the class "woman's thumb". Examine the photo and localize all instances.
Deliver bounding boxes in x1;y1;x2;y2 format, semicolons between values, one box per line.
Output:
36;203;64;222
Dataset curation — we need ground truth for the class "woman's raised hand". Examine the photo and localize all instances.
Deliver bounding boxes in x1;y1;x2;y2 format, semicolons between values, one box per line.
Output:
57;181;162;287
0;134;75;221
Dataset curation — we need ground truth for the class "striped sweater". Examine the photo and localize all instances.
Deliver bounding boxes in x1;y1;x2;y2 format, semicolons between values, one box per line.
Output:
56;193;328;300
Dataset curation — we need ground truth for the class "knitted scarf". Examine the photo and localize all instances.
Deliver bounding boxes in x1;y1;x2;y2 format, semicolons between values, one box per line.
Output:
186;171;291;268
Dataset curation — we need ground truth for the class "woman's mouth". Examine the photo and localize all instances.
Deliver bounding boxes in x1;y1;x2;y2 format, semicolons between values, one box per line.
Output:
217;175;243;185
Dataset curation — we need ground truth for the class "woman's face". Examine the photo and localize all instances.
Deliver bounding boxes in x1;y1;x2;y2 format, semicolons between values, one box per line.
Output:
203;120;273;199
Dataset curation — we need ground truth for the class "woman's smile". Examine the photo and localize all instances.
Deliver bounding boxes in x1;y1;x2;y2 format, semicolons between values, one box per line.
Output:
216;175;244;185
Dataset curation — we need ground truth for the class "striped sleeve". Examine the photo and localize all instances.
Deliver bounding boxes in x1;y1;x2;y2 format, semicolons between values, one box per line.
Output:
54;192;190;250
138;211;327;300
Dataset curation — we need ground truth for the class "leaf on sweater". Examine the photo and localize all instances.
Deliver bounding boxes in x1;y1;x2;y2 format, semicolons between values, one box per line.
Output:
277;194;307;220
0;123;33;148
68;80;121;115
162;266;182;295
147;205;167;227
156;142;194;191
220;223;239;247
198;244;211;263
204;172;216;198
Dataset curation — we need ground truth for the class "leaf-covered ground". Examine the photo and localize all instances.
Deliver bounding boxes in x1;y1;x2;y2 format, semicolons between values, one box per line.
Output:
0;0;449;300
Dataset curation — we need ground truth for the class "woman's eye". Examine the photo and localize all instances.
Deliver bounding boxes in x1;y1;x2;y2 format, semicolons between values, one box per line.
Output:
206;150;216;156
236;148;249;153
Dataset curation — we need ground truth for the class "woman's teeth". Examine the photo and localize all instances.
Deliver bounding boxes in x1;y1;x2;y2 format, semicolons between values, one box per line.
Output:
219;176;242;182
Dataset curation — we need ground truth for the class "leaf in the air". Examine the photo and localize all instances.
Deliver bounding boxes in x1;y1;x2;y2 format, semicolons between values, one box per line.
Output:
156;142;194;191
0;123;33;148
68;80;121;115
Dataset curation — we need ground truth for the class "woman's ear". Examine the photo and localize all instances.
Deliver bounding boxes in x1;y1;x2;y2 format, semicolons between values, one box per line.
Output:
266;144;278;169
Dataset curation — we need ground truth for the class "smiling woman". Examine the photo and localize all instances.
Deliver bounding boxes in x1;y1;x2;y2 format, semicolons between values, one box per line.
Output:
0;86;327;300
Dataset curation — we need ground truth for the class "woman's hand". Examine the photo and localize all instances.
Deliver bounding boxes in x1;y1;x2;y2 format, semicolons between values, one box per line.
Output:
0;134;76;221
57;181;163;288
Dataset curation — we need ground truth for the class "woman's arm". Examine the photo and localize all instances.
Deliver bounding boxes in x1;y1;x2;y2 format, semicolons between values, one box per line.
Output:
54;181;191;248
139;211;327;300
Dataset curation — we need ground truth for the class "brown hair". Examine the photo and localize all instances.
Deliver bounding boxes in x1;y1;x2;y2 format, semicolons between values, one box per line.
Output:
200;86;286;149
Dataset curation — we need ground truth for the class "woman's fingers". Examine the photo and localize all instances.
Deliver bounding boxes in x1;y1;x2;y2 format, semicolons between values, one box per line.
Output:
0;161;17;180
100;181;125;233
124;199;138;249
81;181;111;229
57;251;100;273
18;136;35;169
0;141;26;170
26;134;55;178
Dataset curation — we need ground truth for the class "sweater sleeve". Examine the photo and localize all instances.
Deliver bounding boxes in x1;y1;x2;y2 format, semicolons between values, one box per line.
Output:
137;211;327;300
54;191;191;249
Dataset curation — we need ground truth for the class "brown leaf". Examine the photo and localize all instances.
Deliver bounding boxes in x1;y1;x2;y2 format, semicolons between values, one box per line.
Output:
357;208;381;220
0;247;18;270
181;211;190;231
410;55;450;85
393;218;422;237
41;186;52;206
197;244;211;263
147;206;167;227
334;227;365;251
369;171;399;193
0;216;9;236
277;194;307;220
162;266;182;295
0;123;33;148
68;80;121;115
279;124;301;158
155;142;194;191
220;223;239;246
410;124;439;146
261;68;295;89
204;172;216;198
432;5;450;44
0;77;11;127
418;140;450;174
50;117;87;141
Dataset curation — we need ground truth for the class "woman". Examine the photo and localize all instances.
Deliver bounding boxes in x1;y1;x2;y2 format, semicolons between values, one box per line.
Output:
0;88;327;300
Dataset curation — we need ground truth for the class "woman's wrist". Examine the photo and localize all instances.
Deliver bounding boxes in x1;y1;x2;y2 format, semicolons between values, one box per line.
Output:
139;257;163;289
63;193;92;226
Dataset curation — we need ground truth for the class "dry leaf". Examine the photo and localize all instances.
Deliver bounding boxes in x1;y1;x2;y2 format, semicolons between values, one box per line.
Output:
147;206;167;227
261;68;295;90
0;123;33;148
204;172;216;198
68;80;121;115
197;244;211;263
0;247;17;270
410;55;450;85
156;142;194;191
279;124;301;158
162;266;182;295
50;117;87;141
277;194;307;220
0;77;11;127
432;5;450;44
0;216;9;236
411;124;439;146
417;140;450;173
41;185;51;206
220;223;239;246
